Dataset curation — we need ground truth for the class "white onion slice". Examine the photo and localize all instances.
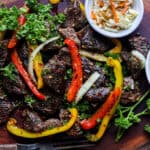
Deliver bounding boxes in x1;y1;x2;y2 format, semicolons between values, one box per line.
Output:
75;71;100;104
28;36;60;83
79;50;107;62
131;50;146;69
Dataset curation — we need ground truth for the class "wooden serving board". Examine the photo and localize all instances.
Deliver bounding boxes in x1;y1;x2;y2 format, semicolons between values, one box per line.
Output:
0;0;150;150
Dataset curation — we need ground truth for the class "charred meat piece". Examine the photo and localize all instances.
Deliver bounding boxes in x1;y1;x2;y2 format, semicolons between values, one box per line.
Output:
17;41;29;69
0;100;15;125
0;40;8;67
85;87;111;103
59;27;80;45
77;26;113;53
22;109;61;132
42;48;71;94
81;57;105;86
59;109;82;136
2;67;27;96
128;33;150;57
120;76;142;104
32;92;62;116
121;51;143;79
63;0;87;31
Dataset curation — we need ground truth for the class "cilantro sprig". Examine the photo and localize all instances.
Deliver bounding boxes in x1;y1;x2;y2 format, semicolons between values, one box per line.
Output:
114;91;150;142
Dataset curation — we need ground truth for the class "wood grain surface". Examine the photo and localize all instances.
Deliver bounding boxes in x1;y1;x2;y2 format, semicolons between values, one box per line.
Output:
0;0;150;150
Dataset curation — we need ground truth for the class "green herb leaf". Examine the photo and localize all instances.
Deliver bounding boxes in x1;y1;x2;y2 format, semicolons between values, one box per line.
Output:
144;124;150;133
0;63;16;80
25;96;36;107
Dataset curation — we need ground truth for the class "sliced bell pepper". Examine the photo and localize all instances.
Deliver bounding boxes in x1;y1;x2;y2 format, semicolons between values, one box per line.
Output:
0;31;5;41
11;49;46;100
80;58;123;130
87;58;123;142
28;44;44;89
64;39;83;103
109;39;122;54
7;108;78;138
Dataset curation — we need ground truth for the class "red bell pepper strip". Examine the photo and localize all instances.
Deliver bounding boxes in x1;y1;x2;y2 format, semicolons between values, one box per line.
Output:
64;39;83;103
80;87;121;130
8;5;29;49
11;49;46;100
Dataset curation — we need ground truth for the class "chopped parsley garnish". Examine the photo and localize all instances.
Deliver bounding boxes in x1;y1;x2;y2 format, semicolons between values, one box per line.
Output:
0;63;16;80
25;96;36;107
0;6;20;31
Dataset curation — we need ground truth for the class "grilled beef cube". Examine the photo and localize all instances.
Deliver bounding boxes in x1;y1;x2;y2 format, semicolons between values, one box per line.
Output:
128;33;150;57
33;92;62;116
2;67;27;96
0;40;8;67
59;109;82;136
17;41;29;69
0;99;15;125
22;109;61;132
120;76;142;104
42;48;71;94
59;27;80;45
81;57;105;86
77;26;113;53
121;51;143;79
63;0;87;31
67;121;82;137
85;87;111;103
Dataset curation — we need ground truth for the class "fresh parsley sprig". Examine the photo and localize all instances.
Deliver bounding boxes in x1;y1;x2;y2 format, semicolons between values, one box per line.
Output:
114;90;150;142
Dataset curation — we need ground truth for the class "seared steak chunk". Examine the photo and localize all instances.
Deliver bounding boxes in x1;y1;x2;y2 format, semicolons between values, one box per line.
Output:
59;27;80;45
33;92;62;116
120;77;142;104
22;109;61;132
0;100;15;125
42;48;71;94
2;67;27;96
128;34;150;57
78;26;113;53
63;0;87;30
0;40;8;67
85;87;111;103
81;57;105;86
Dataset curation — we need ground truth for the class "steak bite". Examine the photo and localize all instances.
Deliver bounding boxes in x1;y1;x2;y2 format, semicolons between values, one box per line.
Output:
81;57;105;85
77;25;113;53
0;40;8;67
2;66;27;96
63;0;87;31
120;76;143;104
128;33;150;57
22;109;61;132
0;88;16;125
42;47;71;94
32;91;62;116
85;87;111;103
59;27;80;46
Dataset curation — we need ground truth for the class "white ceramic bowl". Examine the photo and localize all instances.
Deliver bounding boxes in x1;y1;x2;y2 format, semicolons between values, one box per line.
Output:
145;51;150;83
85;0;144;38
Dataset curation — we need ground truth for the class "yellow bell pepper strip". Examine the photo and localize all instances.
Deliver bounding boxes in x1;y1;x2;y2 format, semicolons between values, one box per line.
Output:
49;0;61;4
109;39;122;54
28;44;44;89
0;31;5;41
87;58;123;142
7;108;78;138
